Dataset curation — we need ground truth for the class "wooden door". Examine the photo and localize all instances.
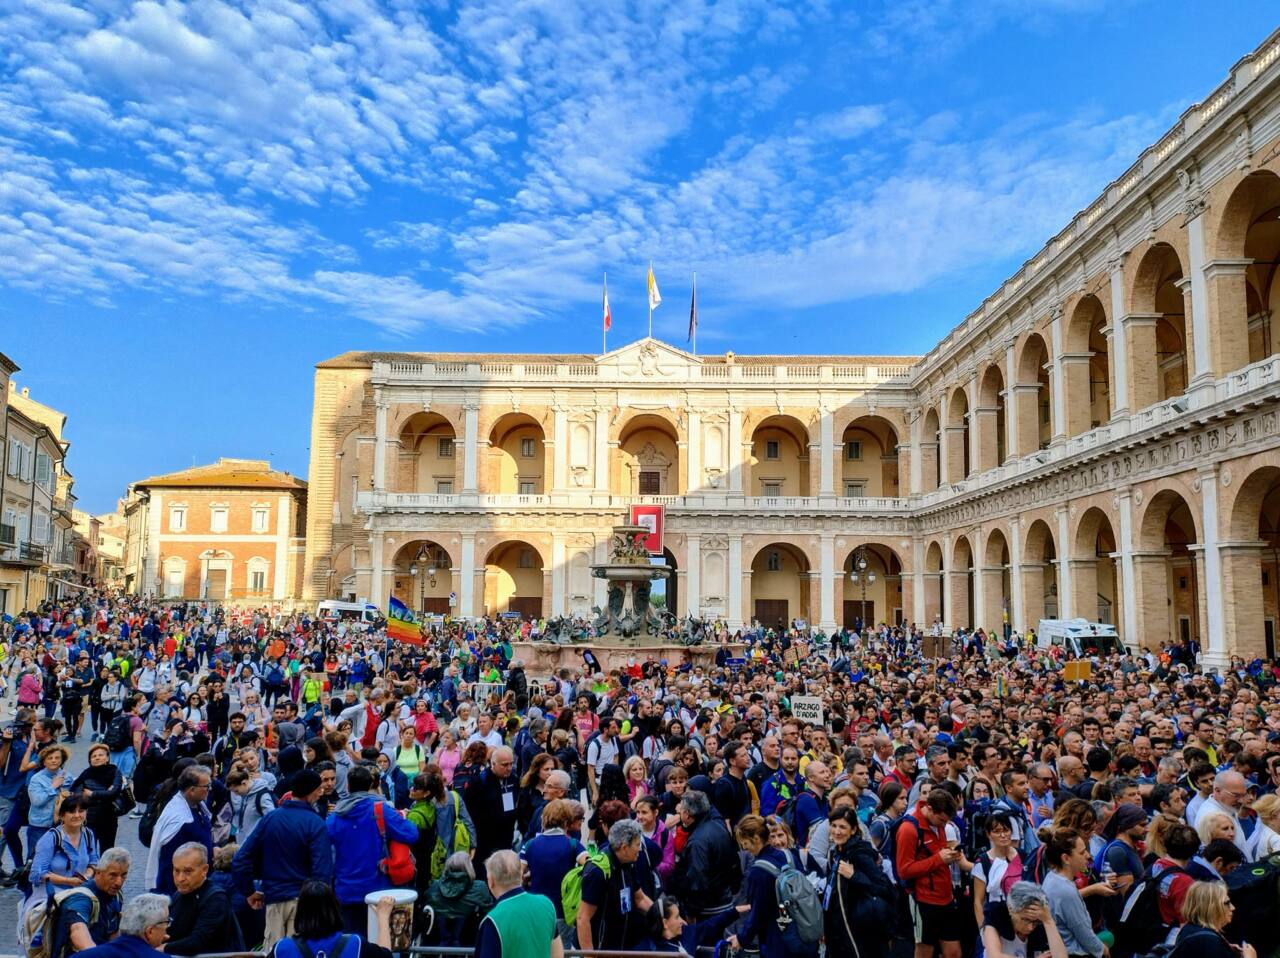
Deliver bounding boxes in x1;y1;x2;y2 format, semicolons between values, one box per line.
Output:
421;598;450;615
754;599;788;631
639;471;661;495
206;568;228;600
843;600;874;629
509;597;542;619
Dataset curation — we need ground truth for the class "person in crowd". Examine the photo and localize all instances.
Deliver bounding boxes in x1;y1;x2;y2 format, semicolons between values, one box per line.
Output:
577;818;653;952
519;798;586;935
475;849;562;958
30;794;100;899
669;789;740;951
268;880;398;958
28;743;71;855
979;881;1068;958
425;850;495;946
146;765;213;896
406;765;476;888
1043;827;1113;958
970;811;1023;926
1171;880;1257;958
46;846;130;958
896;788;964;958
463;746;519;875
726;815;790;958
70;744;125;851
165;841;243;955
824;806;897;957
76;893;172;958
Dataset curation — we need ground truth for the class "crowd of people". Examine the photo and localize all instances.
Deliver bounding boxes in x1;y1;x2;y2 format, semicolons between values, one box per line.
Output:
1;589;1277;958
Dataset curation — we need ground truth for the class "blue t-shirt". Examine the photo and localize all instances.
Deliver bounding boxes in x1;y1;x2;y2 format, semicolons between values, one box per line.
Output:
519;831;584;918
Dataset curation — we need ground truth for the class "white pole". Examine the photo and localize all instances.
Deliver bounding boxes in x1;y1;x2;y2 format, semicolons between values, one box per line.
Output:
603;271;607;356
692;271;697;357
648;261;653;338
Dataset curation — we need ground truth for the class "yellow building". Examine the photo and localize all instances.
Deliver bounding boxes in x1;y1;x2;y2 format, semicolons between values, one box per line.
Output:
305;30;1280;666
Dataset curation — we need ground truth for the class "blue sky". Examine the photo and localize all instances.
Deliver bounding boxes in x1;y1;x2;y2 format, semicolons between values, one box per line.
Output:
1;0;1275;513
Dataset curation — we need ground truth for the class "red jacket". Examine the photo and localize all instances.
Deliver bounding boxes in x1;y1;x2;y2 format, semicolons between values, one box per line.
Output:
895;804;953;906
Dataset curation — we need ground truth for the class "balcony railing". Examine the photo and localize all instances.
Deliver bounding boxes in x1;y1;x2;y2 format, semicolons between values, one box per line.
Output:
20;542;46;562
0;523;13;545
358;490;912;514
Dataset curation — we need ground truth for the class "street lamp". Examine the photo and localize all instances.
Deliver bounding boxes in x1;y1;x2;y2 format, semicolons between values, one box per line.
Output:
408;544;437;616
849;545;876;628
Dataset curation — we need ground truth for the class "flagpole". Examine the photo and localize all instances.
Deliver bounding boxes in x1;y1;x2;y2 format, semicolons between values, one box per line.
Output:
648;261;653;338
603;271;607;356
692;271;698;357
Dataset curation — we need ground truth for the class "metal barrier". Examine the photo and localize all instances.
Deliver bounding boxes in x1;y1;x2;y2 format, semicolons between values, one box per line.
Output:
189;949;689;958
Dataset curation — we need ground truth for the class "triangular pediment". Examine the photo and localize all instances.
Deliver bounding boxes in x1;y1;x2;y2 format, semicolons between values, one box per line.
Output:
596;337;702;379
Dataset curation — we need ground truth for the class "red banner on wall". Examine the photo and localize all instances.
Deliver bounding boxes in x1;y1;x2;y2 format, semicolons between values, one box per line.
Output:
629;504;665;555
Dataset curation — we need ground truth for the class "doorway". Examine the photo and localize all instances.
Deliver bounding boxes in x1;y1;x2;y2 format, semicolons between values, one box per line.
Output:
755;599;788;630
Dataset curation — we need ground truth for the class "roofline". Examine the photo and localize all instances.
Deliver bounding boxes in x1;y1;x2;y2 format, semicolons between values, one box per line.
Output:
0;353;19;377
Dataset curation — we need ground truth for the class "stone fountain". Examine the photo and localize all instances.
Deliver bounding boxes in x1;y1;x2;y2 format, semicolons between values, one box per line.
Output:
589;521;671;641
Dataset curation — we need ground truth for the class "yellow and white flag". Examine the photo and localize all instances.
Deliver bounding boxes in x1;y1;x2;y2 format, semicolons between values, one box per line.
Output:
647;264;662;311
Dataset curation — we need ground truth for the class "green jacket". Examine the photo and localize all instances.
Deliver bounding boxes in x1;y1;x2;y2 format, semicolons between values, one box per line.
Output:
425;871;494;921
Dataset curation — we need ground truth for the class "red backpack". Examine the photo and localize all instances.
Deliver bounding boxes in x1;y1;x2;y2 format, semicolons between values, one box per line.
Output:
374;801;416;885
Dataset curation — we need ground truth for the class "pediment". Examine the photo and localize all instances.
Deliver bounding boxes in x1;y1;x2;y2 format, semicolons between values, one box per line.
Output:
596;338;702;380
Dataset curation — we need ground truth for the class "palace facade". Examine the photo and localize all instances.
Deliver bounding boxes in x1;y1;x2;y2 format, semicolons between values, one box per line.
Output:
304;30;1280;667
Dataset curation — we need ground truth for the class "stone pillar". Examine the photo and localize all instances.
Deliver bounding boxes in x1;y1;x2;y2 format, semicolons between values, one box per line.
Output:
1018;562;1046;631
939;534;952;631
944;425;966;484
1049;307;1067;443
550;535;566;617
1012;385;1041;455
1116;488;1139;644
728;534;743;628
965;376;981;475
948;569;971;630
728;407;745;494
1204;260;1253;379
908;414;923;494
1069;558;1099;622
1198;465;1228;668
462;400;480;493
686;534;702;619
459;533;476;617
686;408;701;493
919;441;939;493
370;530;385;610
937;416;951;486
971;558;986;633
819;533;836;631
819;408;835;497
593;538;607;609
595;407;610;493
1123;315;1163;411
979;565;1004;634
1185;201;1215;386
1009;518;1024;632
1056;507;1073;620
541;569;553;618
912;538;926;626
1220;542;1266;660
1003;341;1020;461
1133;551;1171;651
373;392;388;492
552;405;568;492
1061;355;1094;436
1107;259;1131;418
974;405;1000;473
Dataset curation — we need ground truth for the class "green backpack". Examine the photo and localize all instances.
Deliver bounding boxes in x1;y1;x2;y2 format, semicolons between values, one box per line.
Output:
561;847;612;925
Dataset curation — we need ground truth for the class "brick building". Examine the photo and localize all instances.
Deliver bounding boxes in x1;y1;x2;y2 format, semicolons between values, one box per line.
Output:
123;459;306;603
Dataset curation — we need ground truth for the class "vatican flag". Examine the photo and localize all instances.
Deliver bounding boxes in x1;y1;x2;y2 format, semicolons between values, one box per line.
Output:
647;263;662;311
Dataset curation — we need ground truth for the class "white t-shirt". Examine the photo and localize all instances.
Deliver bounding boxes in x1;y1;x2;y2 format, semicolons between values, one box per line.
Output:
587;735;620;780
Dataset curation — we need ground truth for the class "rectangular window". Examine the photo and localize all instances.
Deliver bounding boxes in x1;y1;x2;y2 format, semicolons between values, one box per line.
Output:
762;481;782;497
766;550;781;572
518;480;536;495
6;440;18;477
210;507;228;533
250;570;266;592
33;511;49;544
765;440;780;460
844;481;866;497
638;471;661;495
435;480;454;494
845;440;862;461
520;438;536;458
518;548;535;568
35;454;51;490
169;506;186;532
438;437;455;458
252;507;269;532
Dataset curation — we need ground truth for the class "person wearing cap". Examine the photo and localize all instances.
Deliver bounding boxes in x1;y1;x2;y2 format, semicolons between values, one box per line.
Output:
1097;802;1148;927
232;768;334;948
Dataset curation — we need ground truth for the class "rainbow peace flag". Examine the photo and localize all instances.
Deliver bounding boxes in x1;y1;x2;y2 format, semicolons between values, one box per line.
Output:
387;595;422;645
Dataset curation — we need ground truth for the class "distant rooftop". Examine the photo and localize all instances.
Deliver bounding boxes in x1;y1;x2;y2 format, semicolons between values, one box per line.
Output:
135;457;306;491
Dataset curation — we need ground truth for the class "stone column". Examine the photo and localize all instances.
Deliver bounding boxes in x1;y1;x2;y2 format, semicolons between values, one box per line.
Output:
1012;385;1041;455
1018;562;1046;631
1116;488;1139;644
919;440;939;493
965;376;981;475
541;569;553;618
1049;307;1067;443
1220;542;1266;660
819;408;835;498
595;407;610;493
686;534;702;619
1108;257;1131;417
1132;551;1171;651
686;408;701;494
1009;517;1025;631
970;557;986;633
1198;464;1228;668
944;425;966;483
908;413;923;494
1060;355;1094;437
552;405;568;492
939;534;952;631
1003;341;1020;461
979;564;1004;634
373;392;388;493
728;406;745;494
912;538;926;626
462;400;480;494
370;530;385;609
1204;260;1253;379
1056;507;1073;620
948;568;971;631
728;534;744;628
1184;198;1214;386
551;535;566;617
819;533;836;631
1124;315;1162;412
1069;557;1099;622
459;533;476;617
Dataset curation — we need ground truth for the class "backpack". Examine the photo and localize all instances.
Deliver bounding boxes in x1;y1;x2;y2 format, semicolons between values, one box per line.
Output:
1224;854;1280;956
1116;864;1188;957
561;847;612;925
138;794;165;848
752;857;825;946
21;886;101;958
267;665;285;687
884;814;929;887
1092;838;1127;876
284;934;356;958
102;713;132;752
774;795;800;834
373;801;415;886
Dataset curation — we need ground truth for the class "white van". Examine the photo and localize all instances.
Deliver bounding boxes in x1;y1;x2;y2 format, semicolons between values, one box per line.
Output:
317;600;380;629
1036;618;1126;657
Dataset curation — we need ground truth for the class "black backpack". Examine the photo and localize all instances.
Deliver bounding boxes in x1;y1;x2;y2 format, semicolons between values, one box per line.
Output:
1224;854;1280;956
1115;863;1187;958
884;813;928;887
138;794;165;848
103;713;132;752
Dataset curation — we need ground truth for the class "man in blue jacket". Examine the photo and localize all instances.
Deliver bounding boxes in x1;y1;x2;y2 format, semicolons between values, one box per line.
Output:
327;763;418;932
232;769;333;949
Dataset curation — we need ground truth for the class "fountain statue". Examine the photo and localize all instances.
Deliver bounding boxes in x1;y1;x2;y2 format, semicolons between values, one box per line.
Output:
589;521;672;641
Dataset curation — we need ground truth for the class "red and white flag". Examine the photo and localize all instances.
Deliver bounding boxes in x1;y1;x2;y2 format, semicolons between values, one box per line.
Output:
603;276;612;331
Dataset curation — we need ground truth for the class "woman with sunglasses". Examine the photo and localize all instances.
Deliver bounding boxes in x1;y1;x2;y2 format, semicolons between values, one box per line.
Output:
29;795;100;899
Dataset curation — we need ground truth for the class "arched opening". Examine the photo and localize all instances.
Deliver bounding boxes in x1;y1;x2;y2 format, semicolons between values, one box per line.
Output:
977;364;1007;471
982;529;1012;638
487;413;548;496
1225;466;1280;659
483;540;545;619
617;415;681;496
921;407;941;493
391;539;454;616
750;542;810;630
950;535;975;629
749;415;811;498
840;416;900;498
945;388;971;482
1136;490;1200;649
840;544;904;628
923;540;944;628
1072;508;1119;628
1065;295;1111;434
1130;243;1189;409
1215;170;1280;372
1016;334;1052;453
1021;519;1058;627
398;412;459;494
